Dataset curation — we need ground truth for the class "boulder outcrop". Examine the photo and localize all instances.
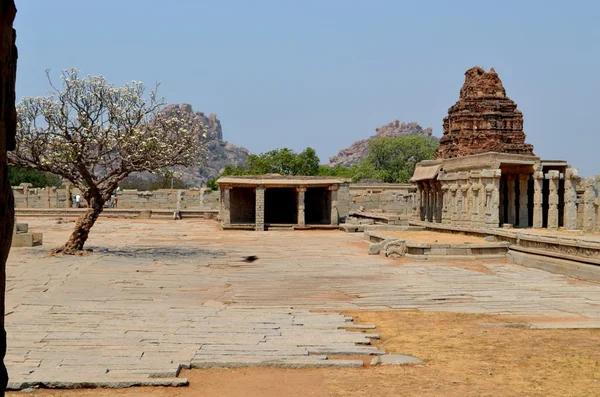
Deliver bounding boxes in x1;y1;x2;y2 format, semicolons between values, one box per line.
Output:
436;67;534;159
329;120;434;167
137;104;249;186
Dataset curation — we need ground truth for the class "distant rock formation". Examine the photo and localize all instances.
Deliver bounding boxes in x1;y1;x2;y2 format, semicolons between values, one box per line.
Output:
329;120;435;167
436;66;535;159
132;104;249;187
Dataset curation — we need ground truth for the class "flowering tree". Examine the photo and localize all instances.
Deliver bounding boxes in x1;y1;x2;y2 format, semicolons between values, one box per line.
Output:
9;69;212;254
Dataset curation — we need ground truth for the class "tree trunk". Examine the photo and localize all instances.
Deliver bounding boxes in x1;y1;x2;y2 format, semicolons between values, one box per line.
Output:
1;0;18;389
56;195;105;254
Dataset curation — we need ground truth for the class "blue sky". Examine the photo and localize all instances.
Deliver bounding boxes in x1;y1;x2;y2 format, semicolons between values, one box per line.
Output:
13;0;600;176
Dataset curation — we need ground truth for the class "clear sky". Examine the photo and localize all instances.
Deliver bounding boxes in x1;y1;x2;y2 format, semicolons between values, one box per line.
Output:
13;0;600;176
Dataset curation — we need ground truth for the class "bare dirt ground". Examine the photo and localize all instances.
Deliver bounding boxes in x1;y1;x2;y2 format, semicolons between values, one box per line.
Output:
8;310;600;397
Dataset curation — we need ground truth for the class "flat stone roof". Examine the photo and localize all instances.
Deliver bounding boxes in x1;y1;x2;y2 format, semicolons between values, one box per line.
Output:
217;175;350;187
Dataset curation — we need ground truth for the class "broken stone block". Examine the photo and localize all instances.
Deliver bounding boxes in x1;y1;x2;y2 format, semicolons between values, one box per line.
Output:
371;354;422;366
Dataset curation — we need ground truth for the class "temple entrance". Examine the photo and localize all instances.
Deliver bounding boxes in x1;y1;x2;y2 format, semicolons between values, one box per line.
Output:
305;187;331;225
230;187;256;224
265;188;297;224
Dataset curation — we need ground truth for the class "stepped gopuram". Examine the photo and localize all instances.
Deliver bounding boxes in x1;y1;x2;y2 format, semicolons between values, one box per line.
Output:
411;67;599;232
436;67;534;159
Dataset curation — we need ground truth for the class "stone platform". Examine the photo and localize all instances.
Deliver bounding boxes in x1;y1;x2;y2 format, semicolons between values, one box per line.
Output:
6;219;600;389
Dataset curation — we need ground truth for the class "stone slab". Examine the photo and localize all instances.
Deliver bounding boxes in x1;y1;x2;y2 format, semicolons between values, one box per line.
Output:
371;354;422;365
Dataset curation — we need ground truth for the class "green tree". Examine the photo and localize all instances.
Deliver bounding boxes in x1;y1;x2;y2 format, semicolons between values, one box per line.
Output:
356;135;438;183
221;147;321;177
317;165;354;178
8;166;61;188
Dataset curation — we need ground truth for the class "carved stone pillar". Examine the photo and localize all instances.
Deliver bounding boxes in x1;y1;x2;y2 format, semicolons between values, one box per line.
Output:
428;181;437;223
484;170;501;228
434;183;443;223
547;171;560;231
450;184;458;224
329;185;339;226
460;181;470;226
255;185;265;231
297;186;306;227
506;174;516;225
414;183;422;221
471;183;481;228
419;183;426;221
422;183;429;222
441;184;449;224
518;174;529;228
220;185;231;227
582;177;596;233
563;168;580;230
532;170;544;228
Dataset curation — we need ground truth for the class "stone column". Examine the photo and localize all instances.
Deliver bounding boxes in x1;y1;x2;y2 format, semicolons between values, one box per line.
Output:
415;183;423;221
547;170;560;231
220;185;231;227
65;181;72;208
597;175;600;232
460;183;470;226
255;185;265;231
532;170;544;228
450;184;458;224
563;168;580;230
441;184;449;224
518;174;529;228
421;183;428;222
427;181;436;223
471;184;481;228
582;177;596;233
297;186;306;227
22;183;30;208
45;187;51;208
435;183;443;223
329;185;339;226
506;174;516;225
484;170;501;228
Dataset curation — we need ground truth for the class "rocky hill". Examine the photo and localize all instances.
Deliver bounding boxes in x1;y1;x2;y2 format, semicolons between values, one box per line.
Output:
328;120;436;167
129;104;249;187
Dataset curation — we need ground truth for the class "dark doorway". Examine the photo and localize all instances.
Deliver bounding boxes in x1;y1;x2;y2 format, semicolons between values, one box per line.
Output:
230;187;256;224
265;188;297;224
305;187;331;224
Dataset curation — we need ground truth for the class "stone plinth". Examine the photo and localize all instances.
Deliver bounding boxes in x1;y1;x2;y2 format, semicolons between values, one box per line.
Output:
11;221;43;247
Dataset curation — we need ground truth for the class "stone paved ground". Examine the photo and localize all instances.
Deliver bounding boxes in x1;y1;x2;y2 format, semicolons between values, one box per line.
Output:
5;219;600;389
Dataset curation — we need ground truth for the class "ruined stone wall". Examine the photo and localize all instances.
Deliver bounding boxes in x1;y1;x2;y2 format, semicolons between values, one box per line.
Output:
12;185;220;211
337;183;415;220
574;176;600;233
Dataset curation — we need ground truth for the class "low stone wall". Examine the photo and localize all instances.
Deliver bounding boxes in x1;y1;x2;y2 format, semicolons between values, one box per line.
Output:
15;182;417;222
365;230;508;260
411;220;600;281
12;184;220;211
338;183;415;221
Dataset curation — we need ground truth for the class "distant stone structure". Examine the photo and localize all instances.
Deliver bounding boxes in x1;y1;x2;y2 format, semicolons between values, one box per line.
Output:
412;67;599;233
436;67;534;159
217;176;415;231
